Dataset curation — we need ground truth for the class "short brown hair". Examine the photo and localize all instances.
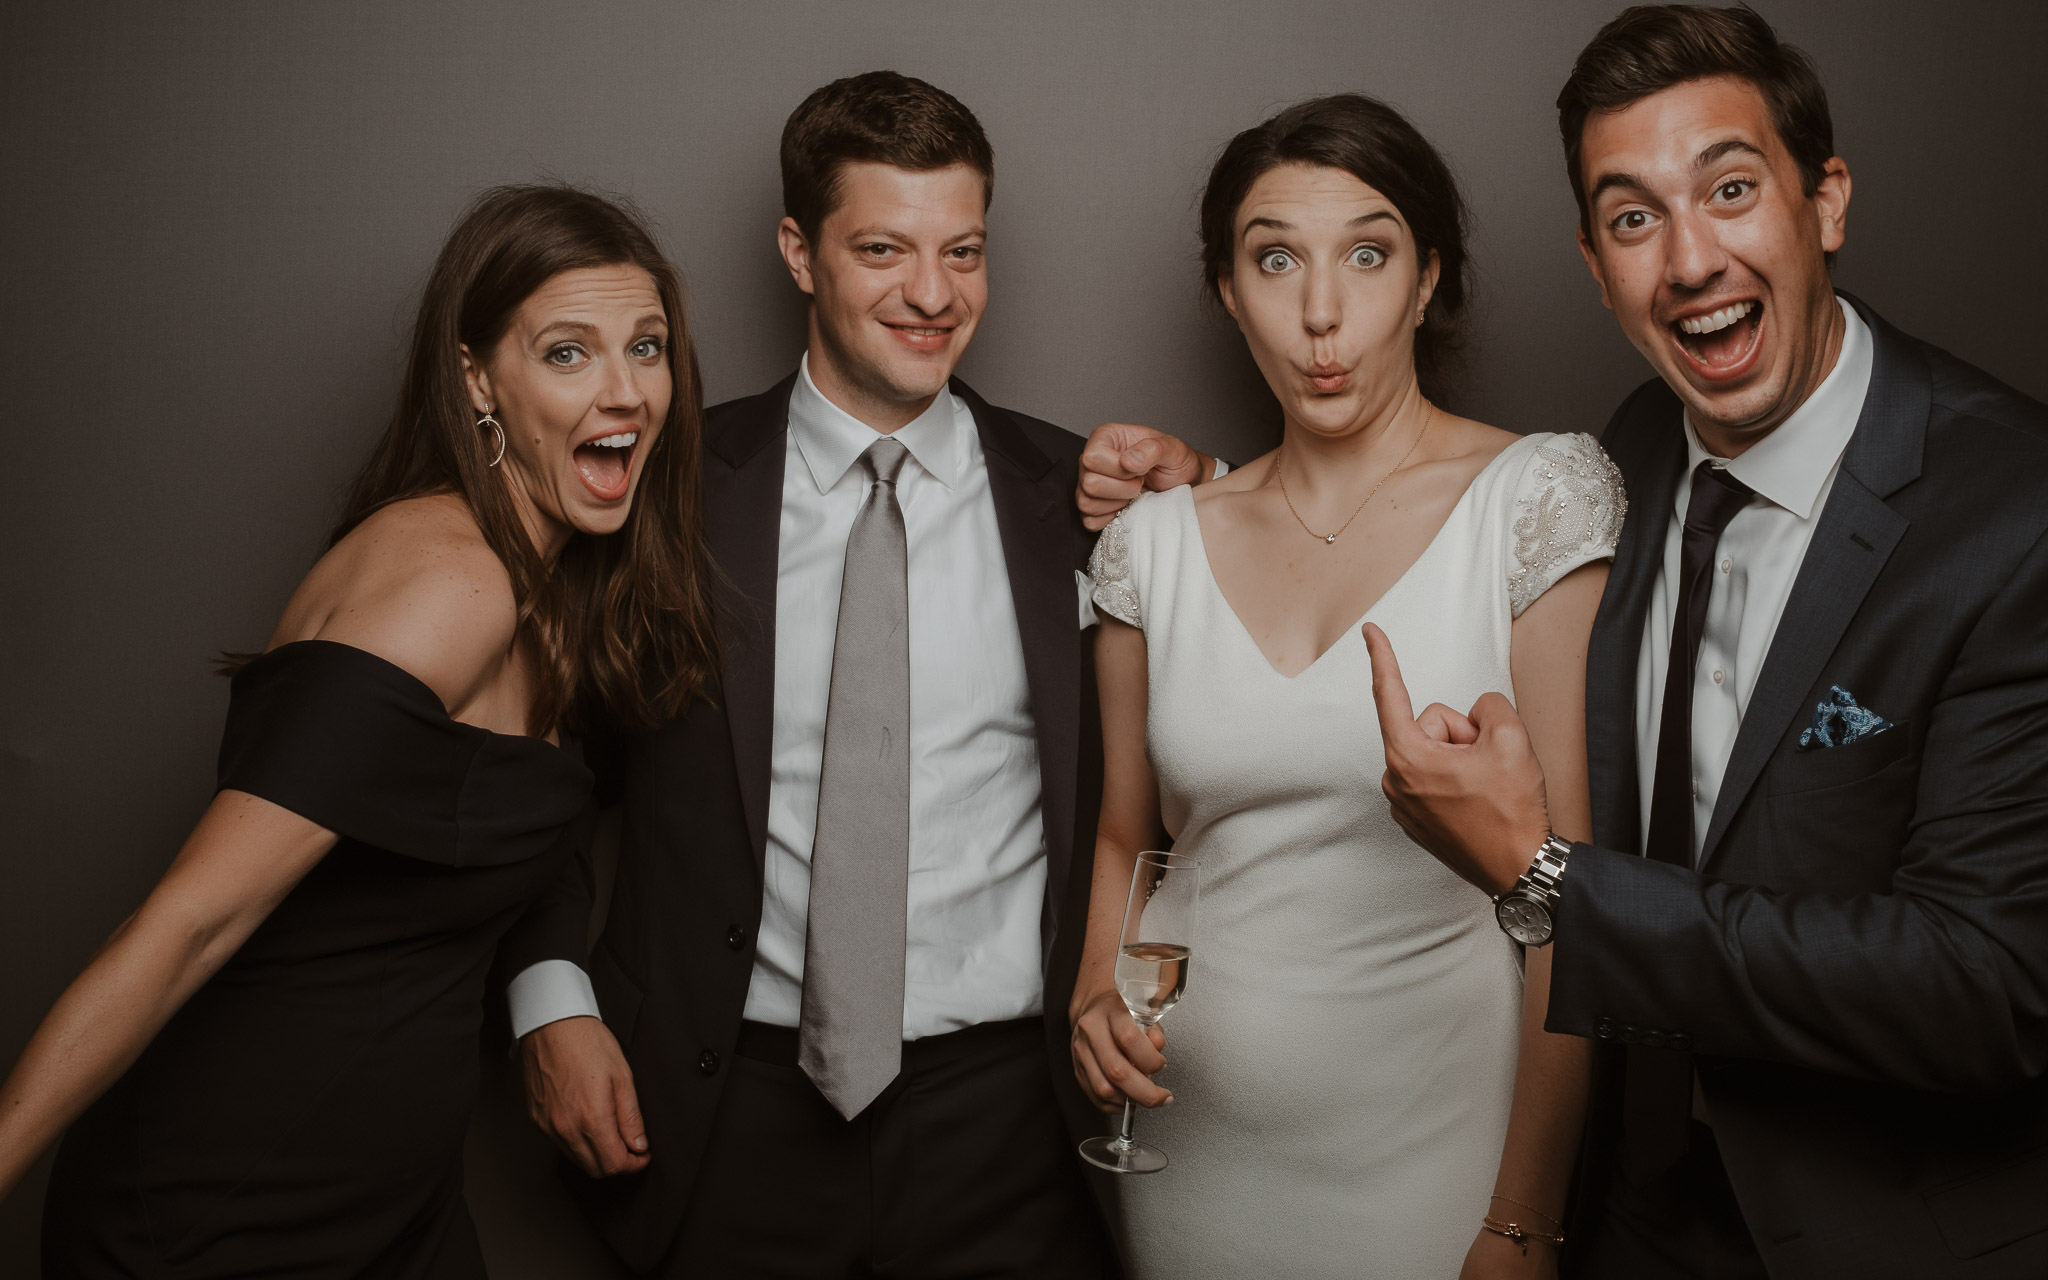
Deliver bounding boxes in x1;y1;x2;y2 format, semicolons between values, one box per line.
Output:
780;71;995;242
1558;5;1834;235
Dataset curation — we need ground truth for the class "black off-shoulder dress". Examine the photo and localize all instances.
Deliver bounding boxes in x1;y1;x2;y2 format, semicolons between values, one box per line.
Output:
41;641;594;1280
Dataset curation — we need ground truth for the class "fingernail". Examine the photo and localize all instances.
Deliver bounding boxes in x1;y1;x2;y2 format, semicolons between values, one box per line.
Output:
1163;1095;1175;1105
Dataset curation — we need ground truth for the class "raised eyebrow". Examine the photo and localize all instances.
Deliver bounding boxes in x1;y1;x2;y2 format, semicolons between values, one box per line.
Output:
1696;138;1768;171
1242;216;1295;238
533;320;599;342
1348;212;1398;229
1588;171;1649;205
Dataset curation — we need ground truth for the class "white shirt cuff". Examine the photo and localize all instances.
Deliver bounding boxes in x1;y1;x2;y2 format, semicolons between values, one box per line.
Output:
507;959;602;1039
1076;568;1100;630
1211;456;1229;479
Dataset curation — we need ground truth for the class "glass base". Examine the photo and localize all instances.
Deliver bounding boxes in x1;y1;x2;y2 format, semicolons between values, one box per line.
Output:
1077;1134;1168;1174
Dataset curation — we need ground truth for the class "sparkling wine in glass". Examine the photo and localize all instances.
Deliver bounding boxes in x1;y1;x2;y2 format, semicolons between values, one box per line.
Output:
1079;850;1199;1175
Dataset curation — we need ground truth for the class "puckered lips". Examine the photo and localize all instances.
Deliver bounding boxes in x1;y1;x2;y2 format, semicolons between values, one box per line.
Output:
572;429;638;501
1667;297;1764;384
1304;361;1351;395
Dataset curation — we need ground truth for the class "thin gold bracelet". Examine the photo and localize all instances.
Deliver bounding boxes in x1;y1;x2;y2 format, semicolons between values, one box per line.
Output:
1489;1193;1564;1228
1481;1215;1565;1256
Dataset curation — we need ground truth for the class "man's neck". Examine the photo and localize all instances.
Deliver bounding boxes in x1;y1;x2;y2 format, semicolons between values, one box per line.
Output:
805;338;938;436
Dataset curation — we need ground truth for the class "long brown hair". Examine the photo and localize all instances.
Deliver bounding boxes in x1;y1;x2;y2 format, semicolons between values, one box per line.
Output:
332;183;720;733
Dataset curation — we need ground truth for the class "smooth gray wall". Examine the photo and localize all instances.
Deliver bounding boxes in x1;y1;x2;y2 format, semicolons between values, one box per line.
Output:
3;2;2043;1273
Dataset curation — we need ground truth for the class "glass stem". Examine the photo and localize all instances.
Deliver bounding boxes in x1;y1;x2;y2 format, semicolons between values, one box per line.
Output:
1113;1096;1137;1150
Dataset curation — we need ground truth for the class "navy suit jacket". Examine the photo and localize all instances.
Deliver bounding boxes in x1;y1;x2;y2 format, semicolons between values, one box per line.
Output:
1552;294;2048;1278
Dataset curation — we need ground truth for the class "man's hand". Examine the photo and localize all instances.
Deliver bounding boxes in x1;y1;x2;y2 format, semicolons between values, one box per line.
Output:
1077;422;1211;531
519;1015;650;1177
1069;988;1172;1113
1364;623;1552;896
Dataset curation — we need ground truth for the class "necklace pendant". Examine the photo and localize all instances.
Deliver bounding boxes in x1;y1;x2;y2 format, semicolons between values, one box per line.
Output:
1324;532;1338;544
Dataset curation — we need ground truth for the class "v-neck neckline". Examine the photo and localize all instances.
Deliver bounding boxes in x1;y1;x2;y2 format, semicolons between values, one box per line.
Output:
1181;438;1527;680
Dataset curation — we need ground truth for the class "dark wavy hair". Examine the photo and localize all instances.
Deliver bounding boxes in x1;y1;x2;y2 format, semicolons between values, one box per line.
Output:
1558;6;1834;240
320;184;721;733
780;70;995;242
1198;93;1471;403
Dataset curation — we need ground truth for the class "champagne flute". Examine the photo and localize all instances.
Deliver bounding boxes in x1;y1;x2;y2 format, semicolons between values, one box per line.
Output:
1079;849;1199;1175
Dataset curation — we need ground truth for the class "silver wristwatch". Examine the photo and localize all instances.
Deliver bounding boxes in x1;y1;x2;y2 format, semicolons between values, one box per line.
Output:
1494;834;1573;947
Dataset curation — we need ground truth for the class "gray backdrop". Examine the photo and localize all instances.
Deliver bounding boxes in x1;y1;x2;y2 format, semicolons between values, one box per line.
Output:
3;1;2043;1274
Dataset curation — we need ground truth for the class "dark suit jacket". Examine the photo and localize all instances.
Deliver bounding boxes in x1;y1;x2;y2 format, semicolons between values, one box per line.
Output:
502;374;1108;1272
1551;294;2048;1278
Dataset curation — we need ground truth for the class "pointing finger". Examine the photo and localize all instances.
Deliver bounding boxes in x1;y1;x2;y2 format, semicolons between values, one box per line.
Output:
1362;623;1419;747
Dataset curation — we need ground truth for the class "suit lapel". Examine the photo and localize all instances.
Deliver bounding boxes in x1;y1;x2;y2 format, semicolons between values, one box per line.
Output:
705;375;796;871
1586;389;1687;854
1698;297;1927;869
952;379;1080;944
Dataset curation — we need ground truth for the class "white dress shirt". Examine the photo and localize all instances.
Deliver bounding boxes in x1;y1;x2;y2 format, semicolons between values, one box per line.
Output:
510;356;1056;1041
1634;297;1874;864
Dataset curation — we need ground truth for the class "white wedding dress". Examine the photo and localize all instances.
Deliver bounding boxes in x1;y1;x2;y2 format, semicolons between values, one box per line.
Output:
1088;432;1624;1278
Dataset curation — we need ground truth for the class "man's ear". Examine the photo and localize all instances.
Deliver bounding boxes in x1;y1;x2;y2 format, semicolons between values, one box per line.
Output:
459;344;494;415
1813;157;1852;255
776;217;817;297
1575;226;1614;311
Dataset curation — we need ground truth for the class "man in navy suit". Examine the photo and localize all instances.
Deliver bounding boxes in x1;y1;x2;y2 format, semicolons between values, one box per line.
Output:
1086;8;2048;1278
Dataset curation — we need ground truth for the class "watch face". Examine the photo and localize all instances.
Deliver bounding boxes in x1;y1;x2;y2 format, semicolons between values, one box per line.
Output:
1496;895;1554;947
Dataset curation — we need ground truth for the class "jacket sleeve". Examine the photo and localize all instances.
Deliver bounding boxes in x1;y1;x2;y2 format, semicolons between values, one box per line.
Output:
1547;526;2048;1095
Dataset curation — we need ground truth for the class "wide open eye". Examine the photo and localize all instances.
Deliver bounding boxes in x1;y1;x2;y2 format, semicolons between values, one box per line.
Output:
1714;180;1755;203
1612;209;1652;233
1349;245;1385;269
1257;249;1295;274
630;336;665;360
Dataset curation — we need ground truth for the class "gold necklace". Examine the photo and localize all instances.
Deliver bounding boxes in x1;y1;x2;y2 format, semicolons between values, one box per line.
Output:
1276;404;1436;544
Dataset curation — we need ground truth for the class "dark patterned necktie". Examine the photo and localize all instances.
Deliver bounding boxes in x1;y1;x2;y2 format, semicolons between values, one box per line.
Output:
1624;459;1753;1175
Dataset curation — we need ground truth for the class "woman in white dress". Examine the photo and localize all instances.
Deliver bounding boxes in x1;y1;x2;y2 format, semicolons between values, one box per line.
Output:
1071;95;1626;1279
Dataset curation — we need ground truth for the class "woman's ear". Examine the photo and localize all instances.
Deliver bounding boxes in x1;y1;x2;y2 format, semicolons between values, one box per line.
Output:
1217;272;1242;327
1414;249;1441;325
459;344;494;416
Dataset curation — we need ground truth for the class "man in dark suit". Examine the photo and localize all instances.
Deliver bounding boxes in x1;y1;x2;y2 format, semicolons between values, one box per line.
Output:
498;71;1123;1276
1356;7;2048;1279
1078;6;2048;1277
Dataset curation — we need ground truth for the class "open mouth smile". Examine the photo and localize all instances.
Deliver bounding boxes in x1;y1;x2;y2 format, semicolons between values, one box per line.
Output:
1668;299;1763;383
573;430;638;501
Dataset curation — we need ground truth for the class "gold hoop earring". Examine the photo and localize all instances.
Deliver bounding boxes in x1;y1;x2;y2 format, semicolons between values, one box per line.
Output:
479;412;506;467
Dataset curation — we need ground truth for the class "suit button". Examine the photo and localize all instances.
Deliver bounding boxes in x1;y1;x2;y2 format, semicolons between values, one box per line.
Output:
698;1049;720;1075
1620;1024;1641;1045
1595;1018;1616;1041
725;925;746;951
1643;1029;1666;1049
1672;1033;1694;1053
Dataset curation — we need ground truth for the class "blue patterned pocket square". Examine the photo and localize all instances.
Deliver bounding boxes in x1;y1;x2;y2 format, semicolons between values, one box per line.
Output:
1799;685;1894;750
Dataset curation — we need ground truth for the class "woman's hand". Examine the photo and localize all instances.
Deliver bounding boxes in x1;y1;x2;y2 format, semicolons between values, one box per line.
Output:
1069;987;1171;1114
1458;1226;1559;1280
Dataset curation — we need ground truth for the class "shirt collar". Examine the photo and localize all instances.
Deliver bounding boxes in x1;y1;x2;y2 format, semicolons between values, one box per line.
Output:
788;353;965;494
1680;294;1873;521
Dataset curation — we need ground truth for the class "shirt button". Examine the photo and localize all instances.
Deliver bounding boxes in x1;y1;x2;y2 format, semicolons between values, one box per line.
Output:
1691;778;1698;797
1720;557;1732;574
1712;669;1725;684
726;925;746;951
698;1049;721;1075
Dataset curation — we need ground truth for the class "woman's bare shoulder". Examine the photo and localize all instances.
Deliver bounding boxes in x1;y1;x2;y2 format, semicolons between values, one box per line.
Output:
269;495;518;711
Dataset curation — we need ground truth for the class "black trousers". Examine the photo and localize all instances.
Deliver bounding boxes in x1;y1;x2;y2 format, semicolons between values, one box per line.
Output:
1579;1122;1769;1279
654;1017;1116;1279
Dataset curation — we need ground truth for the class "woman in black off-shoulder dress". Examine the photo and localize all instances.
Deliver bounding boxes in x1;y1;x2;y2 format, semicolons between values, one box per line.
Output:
0;185;722;1279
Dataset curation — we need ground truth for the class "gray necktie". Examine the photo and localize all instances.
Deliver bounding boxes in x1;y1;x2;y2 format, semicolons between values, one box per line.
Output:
800;437;911;1120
